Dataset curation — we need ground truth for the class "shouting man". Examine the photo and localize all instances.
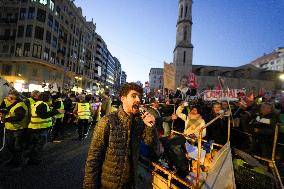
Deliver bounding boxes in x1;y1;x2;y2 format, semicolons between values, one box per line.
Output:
84;83;157;189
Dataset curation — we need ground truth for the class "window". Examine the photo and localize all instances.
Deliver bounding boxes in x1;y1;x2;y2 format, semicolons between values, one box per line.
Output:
23;43;30;56
46;30;51;43
48;14;53;28
1;64;12;76
183;51;186;64
52;36;57;48
54;20;59;33
19;8;26;20
17;25;24;38
1;45;9;53
15;43;23;56
55;6;61;17
4;29;10;37
185;5;188;17
16;65;26;76
36;8;46;23
32;44;42;58
49;0;55;11
32;68;38;77
28;7;35;19
43;47;49;60
39;0;47;5
50;51;55;63
34;26;44;40
179;6;183;18
10;46;14;54
26;25;33;37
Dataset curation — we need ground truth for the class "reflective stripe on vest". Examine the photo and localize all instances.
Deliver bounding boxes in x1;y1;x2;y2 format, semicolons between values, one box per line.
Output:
54;100;64;119
28;101;52;129
5;101;28;130
78;103;91;119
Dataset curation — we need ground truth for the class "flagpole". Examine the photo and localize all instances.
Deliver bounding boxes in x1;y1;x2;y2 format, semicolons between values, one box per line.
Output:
218;76;234;142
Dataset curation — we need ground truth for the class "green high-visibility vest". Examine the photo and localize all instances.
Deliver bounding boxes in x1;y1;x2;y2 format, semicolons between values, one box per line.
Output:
28;101;53;129
5;101;28;130
54;100;64;119
77;103;91;120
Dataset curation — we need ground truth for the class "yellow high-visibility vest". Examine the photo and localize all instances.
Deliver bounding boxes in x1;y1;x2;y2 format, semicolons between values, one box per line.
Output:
5;101;28;130
54;100;64;119
28;101;53;129
77;103;91;120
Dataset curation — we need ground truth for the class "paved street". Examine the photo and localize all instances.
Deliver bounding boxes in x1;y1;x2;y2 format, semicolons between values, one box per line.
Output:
0;126;92;189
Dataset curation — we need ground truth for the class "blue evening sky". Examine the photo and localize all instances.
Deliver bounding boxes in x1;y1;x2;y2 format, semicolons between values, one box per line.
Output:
74;0;284;83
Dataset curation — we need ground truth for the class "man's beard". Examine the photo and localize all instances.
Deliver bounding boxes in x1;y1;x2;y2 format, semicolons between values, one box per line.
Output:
132;104;139;114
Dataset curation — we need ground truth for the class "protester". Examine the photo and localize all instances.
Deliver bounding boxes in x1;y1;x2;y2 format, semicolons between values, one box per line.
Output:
174;100;190;133
205;102;228;145
84;82;157;189
51;92;65;142
25;92;65;165
183;106;206;140
0;91;28;169
100;90;112;117
249;102;280;159
73;94;93;141
160;98;177;137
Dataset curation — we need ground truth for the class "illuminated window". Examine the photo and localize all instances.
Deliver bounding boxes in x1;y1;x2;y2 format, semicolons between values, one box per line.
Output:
49;0;55;11
15;43;23;57
43;48;49;61
39;0;48;5
32;44;42;58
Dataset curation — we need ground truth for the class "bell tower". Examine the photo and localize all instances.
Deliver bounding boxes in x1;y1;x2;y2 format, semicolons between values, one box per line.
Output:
173;0;193;89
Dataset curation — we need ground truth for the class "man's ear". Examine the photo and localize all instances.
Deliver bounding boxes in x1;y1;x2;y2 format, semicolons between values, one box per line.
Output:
120;96;124;102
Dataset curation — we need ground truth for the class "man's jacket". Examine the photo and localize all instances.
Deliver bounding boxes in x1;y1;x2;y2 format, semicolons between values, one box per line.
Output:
84;106;157;189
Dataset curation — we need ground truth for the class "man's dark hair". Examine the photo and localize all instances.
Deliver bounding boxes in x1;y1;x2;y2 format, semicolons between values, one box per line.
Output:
39;92;50;102
119;82;143;97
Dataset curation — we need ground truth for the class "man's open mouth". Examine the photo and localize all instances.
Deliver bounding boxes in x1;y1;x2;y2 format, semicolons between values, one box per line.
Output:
132;104;139;110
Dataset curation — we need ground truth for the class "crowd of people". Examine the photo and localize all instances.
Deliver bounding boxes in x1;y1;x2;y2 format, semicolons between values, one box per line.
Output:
0;89;113;170
0;82;283;188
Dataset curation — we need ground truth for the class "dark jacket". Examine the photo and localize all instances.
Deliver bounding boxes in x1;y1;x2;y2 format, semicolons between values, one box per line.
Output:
83;106;157;189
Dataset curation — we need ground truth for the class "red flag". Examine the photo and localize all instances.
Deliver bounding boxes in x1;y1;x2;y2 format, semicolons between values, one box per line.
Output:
239;92;254;109
258;87;265;97
188;73;198;89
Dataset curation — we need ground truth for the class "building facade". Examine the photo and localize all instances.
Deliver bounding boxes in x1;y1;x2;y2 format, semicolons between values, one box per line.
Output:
192;64;281;93
121;71;127;85
0;0;122;94
149;68;163;92
250;47;284;71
